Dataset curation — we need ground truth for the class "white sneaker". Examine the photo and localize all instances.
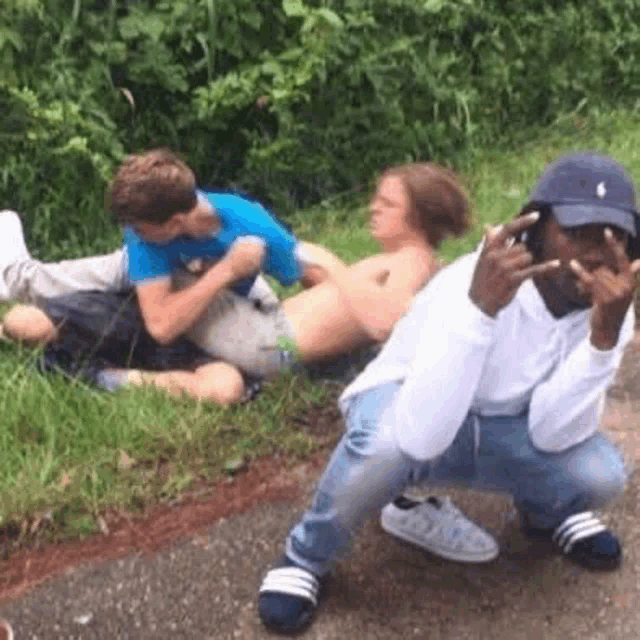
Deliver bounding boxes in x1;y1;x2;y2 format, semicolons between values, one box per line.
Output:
0;209;31;301
380;495;499;563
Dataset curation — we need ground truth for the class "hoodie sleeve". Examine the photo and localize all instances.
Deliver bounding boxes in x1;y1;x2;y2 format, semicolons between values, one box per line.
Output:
389;254;497;461
528;305;635;452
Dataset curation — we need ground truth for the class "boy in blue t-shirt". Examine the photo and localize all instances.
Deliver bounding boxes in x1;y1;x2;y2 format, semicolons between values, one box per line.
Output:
108;149;304;346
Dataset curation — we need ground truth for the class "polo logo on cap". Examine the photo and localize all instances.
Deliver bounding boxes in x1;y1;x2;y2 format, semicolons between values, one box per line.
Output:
597;182;607;199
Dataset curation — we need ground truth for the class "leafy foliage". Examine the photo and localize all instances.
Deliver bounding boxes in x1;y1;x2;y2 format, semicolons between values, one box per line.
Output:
2;0;640;254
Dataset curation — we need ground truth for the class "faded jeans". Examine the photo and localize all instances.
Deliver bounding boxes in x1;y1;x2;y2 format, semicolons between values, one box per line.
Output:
286;381;626;577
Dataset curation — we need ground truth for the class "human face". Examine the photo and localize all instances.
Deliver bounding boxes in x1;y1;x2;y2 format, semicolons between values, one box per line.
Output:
533;214;629;313
369;175;413;246
133;198;219;245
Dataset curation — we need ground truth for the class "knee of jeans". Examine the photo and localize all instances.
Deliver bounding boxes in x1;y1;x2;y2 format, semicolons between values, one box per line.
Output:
345;418;394;459
567;446;626;502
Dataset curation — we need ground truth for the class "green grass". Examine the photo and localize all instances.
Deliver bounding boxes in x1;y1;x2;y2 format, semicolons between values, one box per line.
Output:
2;107;640;542
0;341;340;540
271;109;640;296
441;108;640;262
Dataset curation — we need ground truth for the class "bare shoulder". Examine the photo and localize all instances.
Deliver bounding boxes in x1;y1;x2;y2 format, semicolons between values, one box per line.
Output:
348;252;393;273
349;247;437;290
386;247;437;284
349;249;430;272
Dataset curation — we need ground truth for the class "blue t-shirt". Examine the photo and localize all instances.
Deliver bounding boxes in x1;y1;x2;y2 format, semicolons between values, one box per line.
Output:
124;192;302;296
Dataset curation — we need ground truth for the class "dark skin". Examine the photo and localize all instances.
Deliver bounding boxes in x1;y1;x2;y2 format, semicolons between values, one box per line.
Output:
468;212;561;318
469;212;640;351
532;220;628;314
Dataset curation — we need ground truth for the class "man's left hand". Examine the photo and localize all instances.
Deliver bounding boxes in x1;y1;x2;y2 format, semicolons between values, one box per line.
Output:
569;227;640;350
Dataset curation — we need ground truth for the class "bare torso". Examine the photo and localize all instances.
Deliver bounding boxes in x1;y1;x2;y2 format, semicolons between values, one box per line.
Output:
283;247;437;362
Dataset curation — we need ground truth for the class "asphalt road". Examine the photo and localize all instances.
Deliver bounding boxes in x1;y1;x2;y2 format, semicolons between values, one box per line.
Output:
3;333;640;640
0;441;638;639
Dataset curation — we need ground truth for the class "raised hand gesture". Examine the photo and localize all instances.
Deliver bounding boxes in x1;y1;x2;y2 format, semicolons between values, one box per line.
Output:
469;212;561;318
569;227;640;350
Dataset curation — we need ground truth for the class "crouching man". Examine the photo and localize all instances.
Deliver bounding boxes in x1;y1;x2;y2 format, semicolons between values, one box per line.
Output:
257;153;638;634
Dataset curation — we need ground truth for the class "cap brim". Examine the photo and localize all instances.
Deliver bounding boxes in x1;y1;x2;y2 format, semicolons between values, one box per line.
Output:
553;203;637;237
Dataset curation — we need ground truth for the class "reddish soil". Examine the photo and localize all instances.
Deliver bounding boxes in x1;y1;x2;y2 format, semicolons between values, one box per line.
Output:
0;618;11;640
0;452;328;603
1;330;639;608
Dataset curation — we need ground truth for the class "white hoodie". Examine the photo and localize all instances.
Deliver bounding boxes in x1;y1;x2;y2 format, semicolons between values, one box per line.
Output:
339;250;634;460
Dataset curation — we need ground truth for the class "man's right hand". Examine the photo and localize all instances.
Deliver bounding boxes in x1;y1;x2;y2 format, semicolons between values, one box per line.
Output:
136;236;266;346
468;211;560;318
223;236;266;282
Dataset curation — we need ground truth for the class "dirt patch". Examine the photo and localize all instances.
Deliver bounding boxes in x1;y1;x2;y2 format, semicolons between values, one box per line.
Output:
0;382;347;604
603;332;640;464
289;391;343;445
607;331;640;405
0;450;328;604
1;331;640;608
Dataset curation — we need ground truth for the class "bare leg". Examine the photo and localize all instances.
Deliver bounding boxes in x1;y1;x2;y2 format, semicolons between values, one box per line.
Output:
3;304;246;405
114;361;246;405
2;305;59;346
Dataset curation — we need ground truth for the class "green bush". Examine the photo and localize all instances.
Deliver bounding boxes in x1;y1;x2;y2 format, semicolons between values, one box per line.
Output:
2;0;640;255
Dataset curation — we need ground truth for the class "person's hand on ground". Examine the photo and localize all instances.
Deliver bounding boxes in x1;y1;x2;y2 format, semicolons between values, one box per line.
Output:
569;227;640;350
469;212;561;318
224;236;266;282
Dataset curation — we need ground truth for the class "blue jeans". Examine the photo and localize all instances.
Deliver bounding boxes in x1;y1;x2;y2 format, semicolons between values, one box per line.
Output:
286;382;626;577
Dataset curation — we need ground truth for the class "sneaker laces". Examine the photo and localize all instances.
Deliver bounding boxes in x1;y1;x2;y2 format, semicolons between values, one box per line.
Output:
407;498;468;545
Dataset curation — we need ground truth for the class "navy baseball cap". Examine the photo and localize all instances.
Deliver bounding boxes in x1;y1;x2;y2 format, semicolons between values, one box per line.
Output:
528;153;639;237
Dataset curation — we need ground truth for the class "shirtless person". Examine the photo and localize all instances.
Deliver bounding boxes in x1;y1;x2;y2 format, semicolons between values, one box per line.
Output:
1;161;500;566
172;161;464;380
2;162;469;400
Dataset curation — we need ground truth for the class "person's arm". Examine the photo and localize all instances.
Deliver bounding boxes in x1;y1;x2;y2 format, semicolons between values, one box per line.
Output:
392;287;496;459
532;229;640;451
137;239;265;345
387;214;562;461
332;254;439;342
294;242;350;289
335;267;411;341
293;242;395;337
372;255;497;461
215;194;306;289
299;267;328;289
304;249;433;342
528;305;634;452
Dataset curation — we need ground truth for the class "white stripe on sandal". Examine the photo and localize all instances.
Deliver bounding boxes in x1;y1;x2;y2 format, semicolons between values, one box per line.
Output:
259;566;320;607
552;512;608;553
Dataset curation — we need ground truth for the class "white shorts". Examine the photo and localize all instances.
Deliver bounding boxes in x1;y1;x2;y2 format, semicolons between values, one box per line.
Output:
184;288;297;379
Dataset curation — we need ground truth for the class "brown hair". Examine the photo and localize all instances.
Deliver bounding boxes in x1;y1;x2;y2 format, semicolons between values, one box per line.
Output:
106;148;198;225
380;162;471;247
